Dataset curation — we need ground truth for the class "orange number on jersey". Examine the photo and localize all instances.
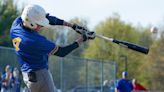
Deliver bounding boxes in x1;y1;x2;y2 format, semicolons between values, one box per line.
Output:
12;37;22;51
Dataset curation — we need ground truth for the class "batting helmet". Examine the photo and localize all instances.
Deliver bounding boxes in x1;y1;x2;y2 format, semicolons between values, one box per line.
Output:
21;4;49;29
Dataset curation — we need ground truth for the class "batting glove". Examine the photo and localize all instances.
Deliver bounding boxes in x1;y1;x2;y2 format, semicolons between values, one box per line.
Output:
83;31;96;41
76;31;96;45
72;24;88;34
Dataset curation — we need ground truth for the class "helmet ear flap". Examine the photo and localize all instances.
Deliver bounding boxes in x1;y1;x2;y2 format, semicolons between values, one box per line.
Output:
30;22;37;29
23;17;37;29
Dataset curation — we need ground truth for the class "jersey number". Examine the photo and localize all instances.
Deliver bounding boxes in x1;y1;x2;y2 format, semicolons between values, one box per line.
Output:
12;37;22;51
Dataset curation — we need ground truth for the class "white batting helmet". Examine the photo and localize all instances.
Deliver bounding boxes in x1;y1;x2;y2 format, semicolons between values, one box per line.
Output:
21;4;49;28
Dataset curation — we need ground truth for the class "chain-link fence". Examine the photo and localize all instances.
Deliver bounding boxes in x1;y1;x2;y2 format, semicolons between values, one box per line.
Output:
0;46;116;92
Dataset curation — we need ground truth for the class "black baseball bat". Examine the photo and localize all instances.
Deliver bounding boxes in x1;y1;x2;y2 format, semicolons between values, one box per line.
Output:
96;34;149;54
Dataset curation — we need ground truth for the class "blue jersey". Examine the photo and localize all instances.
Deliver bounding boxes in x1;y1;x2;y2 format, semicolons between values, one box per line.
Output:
116;78;133;92
10;17;56;72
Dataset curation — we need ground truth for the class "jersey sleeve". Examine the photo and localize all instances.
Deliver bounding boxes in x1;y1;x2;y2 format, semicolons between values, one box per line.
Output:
37;37;57;55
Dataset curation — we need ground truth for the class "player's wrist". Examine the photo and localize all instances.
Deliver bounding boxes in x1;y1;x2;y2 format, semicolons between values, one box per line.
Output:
75;36;84;46
63;21;73;27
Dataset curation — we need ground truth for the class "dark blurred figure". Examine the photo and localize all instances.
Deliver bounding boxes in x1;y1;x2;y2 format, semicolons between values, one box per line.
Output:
103;80;115;92
1;65;15;92
103;80;110;92
13;67;21;92
0;68;2;91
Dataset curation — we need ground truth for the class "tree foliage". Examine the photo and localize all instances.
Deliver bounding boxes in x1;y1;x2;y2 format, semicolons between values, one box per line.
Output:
142;31;164;90
82;13;155;89
0;0;19;47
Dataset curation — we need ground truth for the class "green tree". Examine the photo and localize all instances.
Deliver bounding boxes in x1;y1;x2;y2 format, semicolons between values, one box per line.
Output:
0;0;19;47
142;31;164;90
82;13;150;82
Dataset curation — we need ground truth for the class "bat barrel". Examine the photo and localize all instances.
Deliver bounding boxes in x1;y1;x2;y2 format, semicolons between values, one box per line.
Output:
126;43;149;54
113;39;149;54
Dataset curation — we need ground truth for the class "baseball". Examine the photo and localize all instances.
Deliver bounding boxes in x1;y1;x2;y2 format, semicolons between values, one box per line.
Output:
150;26;158;33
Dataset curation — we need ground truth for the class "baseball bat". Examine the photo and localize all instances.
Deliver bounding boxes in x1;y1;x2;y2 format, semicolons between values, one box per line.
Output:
96;34;149;54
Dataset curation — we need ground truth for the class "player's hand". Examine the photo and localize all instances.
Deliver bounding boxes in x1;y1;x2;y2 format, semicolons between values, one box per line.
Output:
80;31;96;42
72;24;88;34
83;31;96;41
76;31;96;45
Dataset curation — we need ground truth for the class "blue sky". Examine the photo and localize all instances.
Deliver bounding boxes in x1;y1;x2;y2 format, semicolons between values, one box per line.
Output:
18;0;164;29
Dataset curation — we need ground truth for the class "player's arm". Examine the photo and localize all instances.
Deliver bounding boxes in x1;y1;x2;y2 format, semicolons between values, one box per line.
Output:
115;80;120;92
115;88;118;92
50;32;95;57
46;14;88;34
50;42;79;57
46;14;64;25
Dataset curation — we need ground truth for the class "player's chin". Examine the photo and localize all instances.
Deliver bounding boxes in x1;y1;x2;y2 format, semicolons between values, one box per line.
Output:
34;27;42;31
34;24;44;31
40;27;48;30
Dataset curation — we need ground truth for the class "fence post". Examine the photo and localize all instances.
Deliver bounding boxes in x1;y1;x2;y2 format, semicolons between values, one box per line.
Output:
86;59;88;92
60;58;63;92
101;61;104;92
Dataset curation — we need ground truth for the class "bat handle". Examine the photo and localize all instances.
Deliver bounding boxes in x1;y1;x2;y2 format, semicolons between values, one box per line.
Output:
95;34;114;42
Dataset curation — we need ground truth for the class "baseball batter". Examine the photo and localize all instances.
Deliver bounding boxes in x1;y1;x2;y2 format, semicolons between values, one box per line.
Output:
10;4;95;92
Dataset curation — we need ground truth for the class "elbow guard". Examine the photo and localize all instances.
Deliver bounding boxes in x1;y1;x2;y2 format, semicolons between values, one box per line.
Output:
53;42;79;57
46;13;64;25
